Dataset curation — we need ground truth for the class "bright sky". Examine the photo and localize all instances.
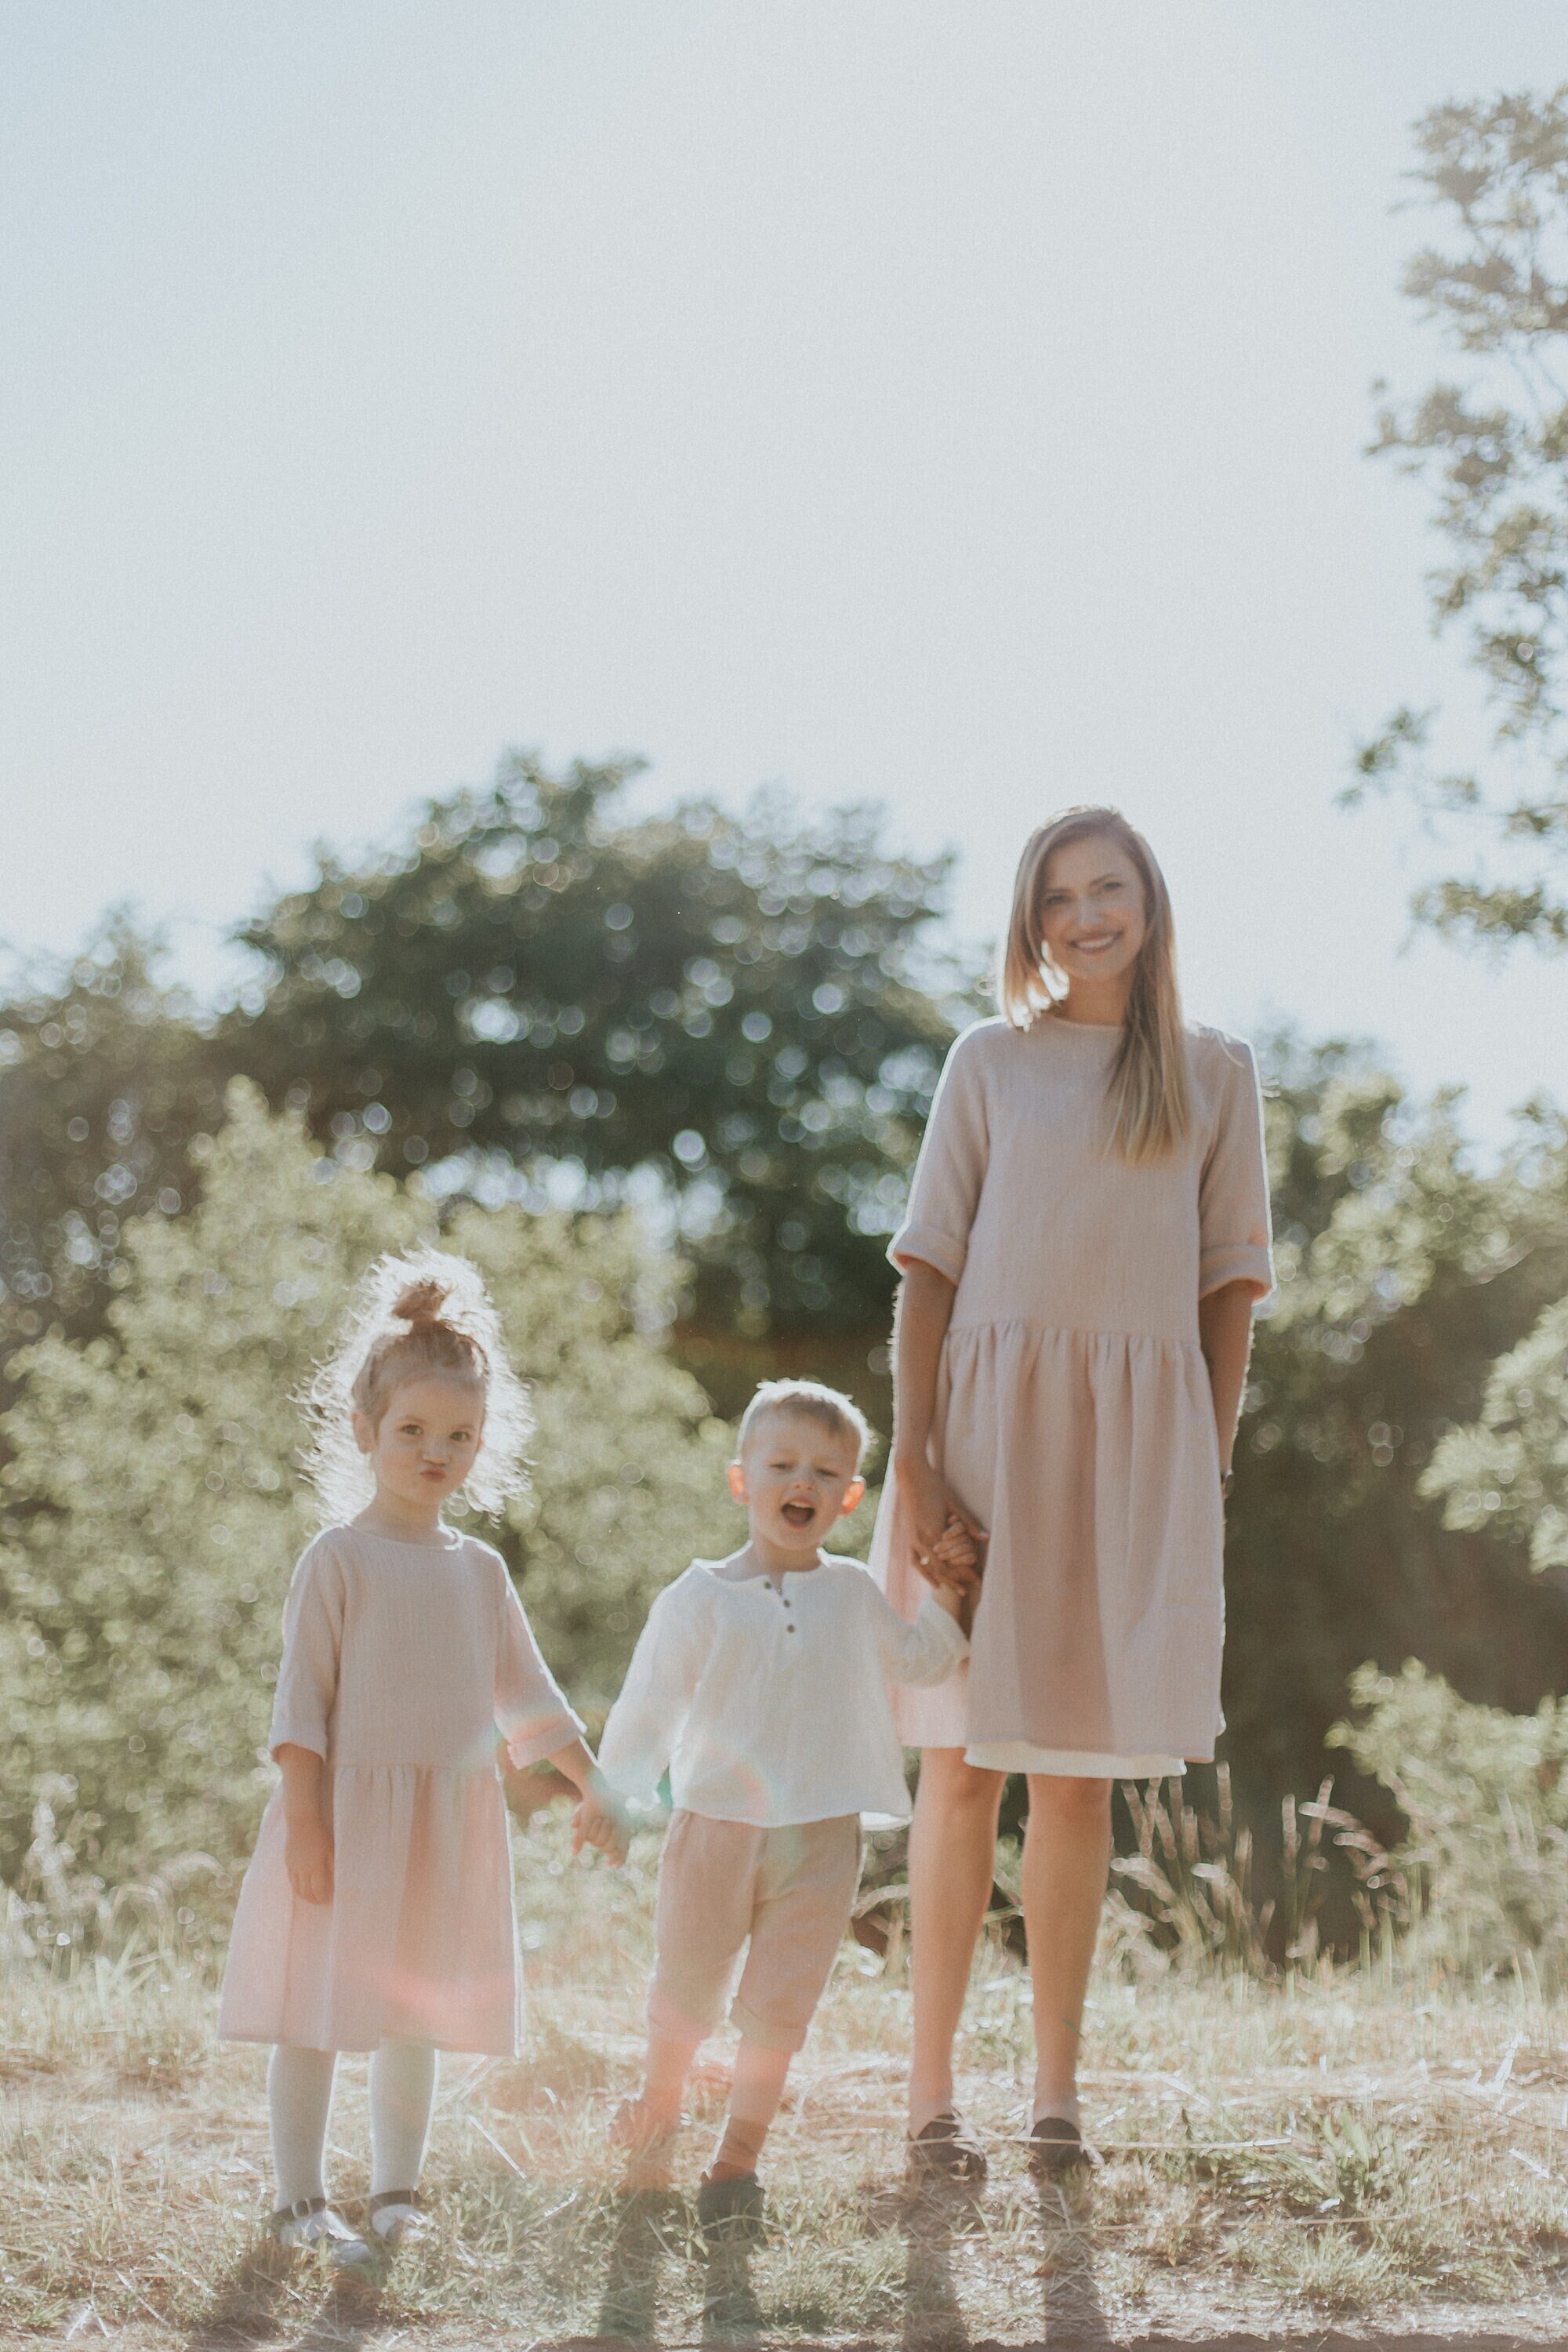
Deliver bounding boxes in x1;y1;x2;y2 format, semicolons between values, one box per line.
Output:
3;2;1566;1142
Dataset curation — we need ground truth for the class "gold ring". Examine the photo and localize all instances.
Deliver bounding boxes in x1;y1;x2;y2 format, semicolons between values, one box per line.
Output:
917;1551;932;1566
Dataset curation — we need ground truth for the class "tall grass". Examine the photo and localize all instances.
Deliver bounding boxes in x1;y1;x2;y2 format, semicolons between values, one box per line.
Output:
1103;1768;1413;1980
3;1807;1566;2345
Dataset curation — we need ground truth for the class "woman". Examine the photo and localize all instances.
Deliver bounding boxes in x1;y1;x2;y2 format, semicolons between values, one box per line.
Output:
872;807;1273;2180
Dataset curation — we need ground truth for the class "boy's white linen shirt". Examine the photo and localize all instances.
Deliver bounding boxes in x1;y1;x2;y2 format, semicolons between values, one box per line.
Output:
597;1555;967;1829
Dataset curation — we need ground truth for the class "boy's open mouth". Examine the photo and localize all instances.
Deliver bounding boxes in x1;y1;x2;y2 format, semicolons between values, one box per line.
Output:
780;1501;816;1528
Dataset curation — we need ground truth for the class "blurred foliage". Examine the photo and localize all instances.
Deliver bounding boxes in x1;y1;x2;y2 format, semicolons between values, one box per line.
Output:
1346;89;1568;949
0;759;967;1381
1333;1660;1568;1988
8;749;1568;1943
0;920;225;1360
1222;1034;1568;1817
1330;87;1568;1953
0;1085;737;1951
224;753;966;1344
1421;1294;1568;1573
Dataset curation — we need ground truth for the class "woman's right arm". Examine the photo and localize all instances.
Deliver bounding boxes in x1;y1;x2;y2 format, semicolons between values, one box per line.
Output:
892;1261;985;1595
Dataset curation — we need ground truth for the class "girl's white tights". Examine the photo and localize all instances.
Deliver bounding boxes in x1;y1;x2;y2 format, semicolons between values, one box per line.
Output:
268;2042;439;2209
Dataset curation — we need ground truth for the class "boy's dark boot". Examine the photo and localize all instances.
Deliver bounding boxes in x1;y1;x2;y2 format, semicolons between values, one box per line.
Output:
698;2169;767;2247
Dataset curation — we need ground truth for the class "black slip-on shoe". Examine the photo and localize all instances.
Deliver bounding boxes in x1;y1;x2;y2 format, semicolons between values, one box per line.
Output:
1026;2114;1093;2179
907;2110;988;2184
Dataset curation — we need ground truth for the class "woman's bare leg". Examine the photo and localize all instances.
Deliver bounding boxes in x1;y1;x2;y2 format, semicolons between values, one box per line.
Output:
1021;1775;1112;2118
907;1748;1005;2133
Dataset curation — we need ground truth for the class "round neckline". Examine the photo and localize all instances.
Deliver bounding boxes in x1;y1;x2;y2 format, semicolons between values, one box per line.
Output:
700;1557;830;1585
349;1523;465;1554
1042;1013;1123;1034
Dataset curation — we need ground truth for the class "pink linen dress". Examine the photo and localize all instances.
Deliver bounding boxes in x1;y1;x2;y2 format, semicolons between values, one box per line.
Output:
869;1015;1273;1774
218;1526;582;2055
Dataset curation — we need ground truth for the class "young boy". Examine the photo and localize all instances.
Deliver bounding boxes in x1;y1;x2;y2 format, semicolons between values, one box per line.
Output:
576;1378;971;2234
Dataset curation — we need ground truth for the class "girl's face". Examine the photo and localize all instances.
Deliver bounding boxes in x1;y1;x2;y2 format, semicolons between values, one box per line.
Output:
1036;833;1149;989
354;1374;485;1510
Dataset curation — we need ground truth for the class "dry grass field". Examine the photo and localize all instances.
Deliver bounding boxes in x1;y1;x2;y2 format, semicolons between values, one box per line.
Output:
5;1807;1568;2350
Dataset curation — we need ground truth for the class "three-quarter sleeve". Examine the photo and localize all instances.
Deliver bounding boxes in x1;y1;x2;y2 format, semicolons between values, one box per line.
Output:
493;1561;585;1769
888;1030;990;1286
268;1538;346;1760
597;1575;710;1809
1198;1039;1275;1303
866;1579;969;1687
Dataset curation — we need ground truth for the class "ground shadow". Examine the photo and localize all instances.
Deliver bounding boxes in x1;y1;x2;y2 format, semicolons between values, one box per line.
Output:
699;2236;765;2345
181;2233;390;2352
590;2187;688;2344
179;2234;294;2347
270;2296;385;2352
1031;2171;1110;2349
899;2193;968;2352
871;2176;986;2352
866;2165;1109;2352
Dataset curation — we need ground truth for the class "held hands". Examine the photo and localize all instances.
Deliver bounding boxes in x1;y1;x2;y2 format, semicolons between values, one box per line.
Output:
572;1777;632;1867
902;1457;986;1597
285;1812;334;1906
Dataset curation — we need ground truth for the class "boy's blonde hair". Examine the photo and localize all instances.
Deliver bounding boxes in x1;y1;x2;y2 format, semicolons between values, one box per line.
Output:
998;804;1192;1166
735;1378;870;1470
303;1248;533;1525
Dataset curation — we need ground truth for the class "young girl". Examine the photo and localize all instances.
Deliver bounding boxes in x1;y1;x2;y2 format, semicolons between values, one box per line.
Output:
872;808;1273;2181
218;1251;626;2266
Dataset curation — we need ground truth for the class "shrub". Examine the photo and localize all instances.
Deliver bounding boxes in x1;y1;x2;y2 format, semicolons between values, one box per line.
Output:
0;1083;736;1952
1330;1660;1568;1988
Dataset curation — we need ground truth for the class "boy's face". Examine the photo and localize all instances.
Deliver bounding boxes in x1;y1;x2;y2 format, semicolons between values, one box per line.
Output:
728;1408;866;1555
354;1374;485;1508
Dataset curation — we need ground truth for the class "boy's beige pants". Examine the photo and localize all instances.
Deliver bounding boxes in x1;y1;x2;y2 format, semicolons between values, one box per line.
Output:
648;1810;864;2053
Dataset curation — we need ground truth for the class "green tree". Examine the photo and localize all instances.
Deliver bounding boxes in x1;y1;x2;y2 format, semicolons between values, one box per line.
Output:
0;920;224;1365
1420;1294;1568;1573
0;1085;737;1946
223;754;965;1355
1331;1661;1568;1987
1221;1038;1568;1813
1340;91;1568;1675
1347;89;1568;949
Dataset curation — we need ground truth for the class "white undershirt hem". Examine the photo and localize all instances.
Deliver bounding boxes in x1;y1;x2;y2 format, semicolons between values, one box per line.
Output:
964;1743;1185;1779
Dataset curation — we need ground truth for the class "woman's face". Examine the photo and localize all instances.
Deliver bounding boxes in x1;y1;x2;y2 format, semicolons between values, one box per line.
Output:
1036;833;1149;989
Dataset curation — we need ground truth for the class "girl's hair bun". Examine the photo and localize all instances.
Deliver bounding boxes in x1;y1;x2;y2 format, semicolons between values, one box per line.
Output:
393;1276;452;1326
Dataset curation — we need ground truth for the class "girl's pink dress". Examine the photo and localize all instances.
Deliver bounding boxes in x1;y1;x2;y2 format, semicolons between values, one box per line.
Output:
218;1526;581;2055
870;1017;1274;1771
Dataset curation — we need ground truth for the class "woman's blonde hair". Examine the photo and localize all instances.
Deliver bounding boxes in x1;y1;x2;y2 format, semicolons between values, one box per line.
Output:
998;806;1191;1165
302;1248;533;1525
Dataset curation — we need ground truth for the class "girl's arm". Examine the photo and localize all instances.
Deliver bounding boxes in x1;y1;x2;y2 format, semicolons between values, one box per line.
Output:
269;1541;345;1906
495;1566;586;1767
1198;1279;1254;1478
892;1261;987;1593
278;1743;333;1905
